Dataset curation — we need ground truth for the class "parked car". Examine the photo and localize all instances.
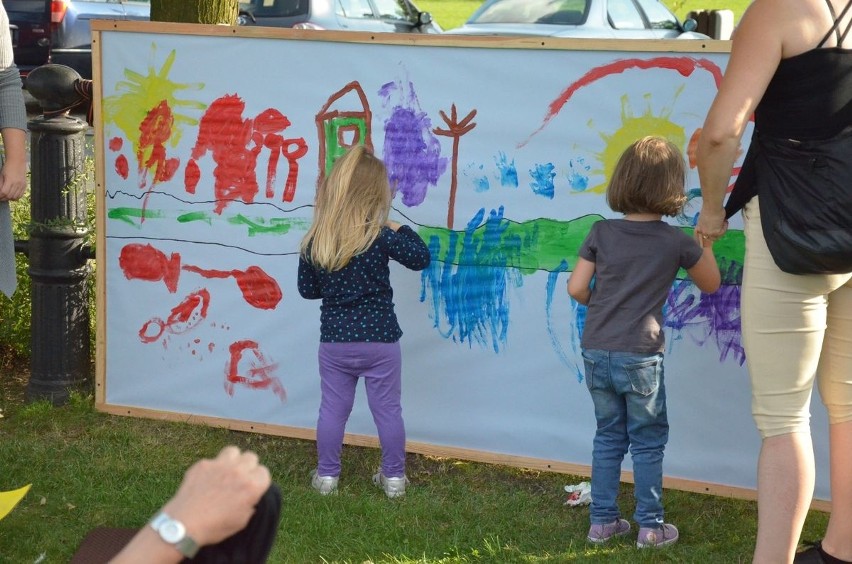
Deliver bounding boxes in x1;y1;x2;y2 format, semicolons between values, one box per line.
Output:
444;0;704;39
7;0;150;79
237;0;441;34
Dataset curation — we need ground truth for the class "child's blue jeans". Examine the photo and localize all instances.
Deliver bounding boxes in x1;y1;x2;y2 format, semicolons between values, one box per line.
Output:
582;349;669;528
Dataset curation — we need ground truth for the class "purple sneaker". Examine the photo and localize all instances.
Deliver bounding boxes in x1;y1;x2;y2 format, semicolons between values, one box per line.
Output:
587;518;631;543
636;523;679;548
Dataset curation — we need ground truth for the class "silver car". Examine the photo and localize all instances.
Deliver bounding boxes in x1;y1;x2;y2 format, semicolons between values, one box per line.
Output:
445;0;704;39
238;0;441;33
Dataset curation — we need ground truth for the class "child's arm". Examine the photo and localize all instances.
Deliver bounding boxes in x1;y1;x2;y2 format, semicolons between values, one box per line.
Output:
687;240;721;294
297;256;321;299
387;224;431;271
567;257;595;305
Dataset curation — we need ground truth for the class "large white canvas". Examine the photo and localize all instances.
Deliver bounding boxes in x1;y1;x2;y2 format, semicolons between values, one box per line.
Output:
93;24;830;502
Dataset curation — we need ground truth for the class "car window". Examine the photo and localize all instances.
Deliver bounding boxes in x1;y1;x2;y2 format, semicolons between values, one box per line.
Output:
4;1;48;21
607;0;645;29
634;0;679;29
337;0;374;18
243;0;309;17
371;0;411;20
471;0;589;25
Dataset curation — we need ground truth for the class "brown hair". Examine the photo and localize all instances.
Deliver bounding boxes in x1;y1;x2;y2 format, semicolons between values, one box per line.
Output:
300;145;391;271
606;136;687;217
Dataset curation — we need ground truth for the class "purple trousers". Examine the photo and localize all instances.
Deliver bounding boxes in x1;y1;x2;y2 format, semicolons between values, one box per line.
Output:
316;341;405;478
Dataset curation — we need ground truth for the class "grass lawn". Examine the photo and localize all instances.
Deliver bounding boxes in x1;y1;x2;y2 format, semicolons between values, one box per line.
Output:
419;1;751;31
0;358;831;563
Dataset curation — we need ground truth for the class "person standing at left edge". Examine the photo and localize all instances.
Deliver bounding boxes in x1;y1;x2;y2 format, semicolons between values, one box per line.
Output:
0;0;30;298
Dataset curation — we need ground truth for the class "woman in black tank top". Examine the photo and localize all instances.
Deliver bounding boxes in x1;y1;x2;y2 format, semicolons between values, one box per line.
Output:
695;1;852;563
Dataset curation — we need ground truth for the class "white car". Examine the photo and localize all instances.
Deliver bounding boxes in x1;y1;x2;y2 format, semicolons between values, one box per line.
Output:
444;0;705;39
237;0;441;34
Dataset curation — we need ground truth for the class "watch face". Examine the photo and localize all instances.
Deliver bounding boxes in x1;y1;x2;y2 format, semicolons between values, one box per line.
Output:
159;519;186;543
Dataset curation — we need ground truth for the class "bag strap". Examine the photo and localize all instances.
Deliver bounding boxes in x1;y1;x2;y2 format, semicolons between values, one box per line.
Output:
724;132;761;219
818;0;852;48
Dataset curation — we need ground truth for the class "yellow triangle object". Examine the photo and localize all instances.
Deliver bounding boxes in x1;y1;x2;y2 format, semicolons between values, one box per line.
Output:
0;484;31;521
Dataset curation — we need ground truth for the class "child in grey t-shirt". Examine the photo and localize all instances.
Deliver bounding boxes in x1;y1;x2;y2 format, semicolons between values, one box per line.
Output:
568;136;720;548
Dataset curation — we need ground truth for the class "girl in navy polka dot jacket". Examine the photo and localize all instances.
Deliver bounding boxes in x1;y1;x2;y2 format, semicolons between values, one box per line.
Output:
298;145;431;498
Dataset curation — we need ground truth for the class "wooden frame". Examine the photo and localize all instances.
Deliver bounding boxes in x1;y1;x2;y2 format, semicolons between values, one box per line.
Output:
90;21;829;512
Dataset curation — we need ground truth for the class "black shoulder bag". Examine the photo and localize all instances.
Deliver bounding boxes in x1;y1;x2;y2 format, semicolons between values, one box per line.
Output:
725;128;852;275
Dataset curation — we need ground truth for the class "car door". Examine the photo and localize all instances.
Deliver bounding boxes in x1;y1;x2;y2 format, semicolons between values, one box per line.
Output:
337;0;398;32
633;0;683;38
606;0;668;38
236;0;312;28
368;0;428;33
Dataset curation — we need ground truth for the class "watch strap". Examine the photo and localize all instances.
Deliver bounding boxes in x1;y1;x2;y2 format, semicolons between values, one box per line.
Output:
149;511;201;558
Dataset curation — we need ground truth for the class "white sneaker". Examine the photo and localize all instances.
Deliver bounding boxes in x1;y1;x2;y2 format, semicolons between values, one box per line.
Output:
372;471;409;498
311;469;338;495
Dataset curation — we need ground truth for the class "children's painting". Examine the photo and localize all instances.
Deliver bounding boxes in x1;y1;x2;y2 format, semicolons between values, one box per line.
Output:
94;25;830;501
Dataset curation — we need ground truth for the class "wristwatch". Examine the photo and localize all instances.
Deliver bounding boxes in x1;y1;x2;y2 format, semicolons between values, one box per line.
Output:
149;511;200;558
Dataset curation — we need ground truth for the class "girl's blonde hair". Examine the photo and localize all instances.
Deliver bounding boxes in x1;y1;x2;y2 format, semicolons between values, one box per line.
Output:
300;145;391;271
606;136;687;217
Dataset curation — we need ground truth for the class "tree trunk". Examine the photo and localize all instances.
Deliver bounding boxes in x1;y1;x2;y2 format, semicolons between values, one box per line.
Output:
150;0;238;25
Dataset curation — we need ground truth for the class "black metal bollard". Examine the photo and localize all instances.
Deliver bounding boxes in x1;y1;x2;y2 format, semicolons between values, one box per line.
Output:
23;64;92;404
